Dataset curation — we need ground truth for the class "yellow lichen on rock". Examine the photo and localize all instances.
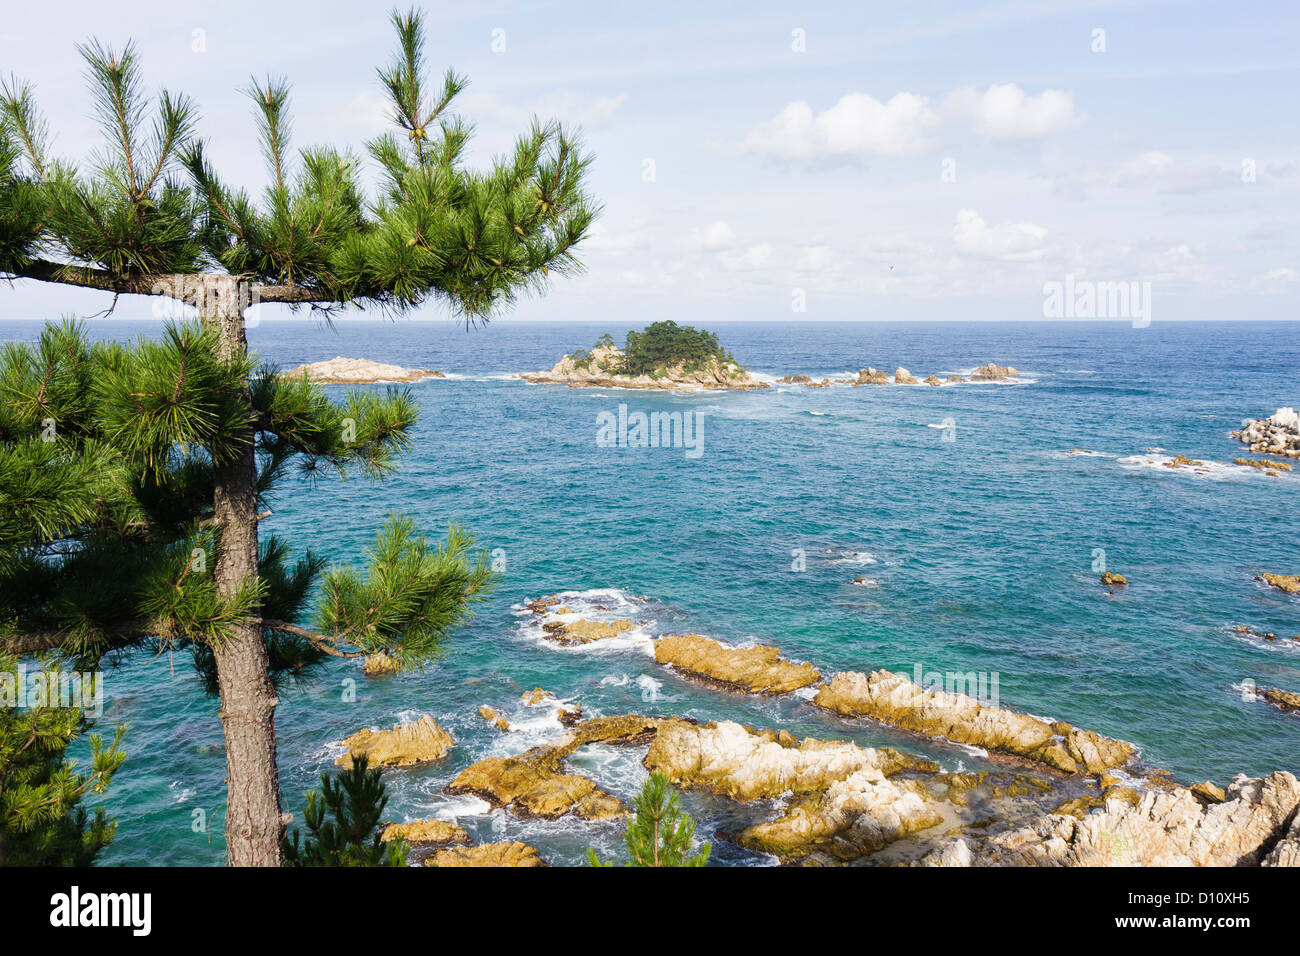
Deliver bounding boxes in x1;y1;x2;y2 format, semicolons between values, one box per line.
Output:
478;706;510;732
541;618;634;646
380;818;470;845
812;670;1134;774
653;634;821;695
335;715;453;768
429;841;545;867
1258;573;1300;595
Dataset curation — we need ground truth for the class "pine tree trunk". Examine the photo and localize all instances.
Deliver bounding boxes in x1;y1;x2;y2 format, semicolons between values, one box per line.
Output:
202;279;285;866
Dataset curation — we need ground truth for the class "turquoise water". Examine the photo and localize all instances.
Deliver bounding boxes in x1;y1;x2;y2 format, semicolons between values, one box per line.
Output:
5;318;1299;866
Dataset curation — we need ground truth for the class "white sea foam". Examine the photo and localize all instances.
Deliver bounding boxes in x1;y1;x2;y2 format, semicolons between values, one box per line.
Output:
1118;454;1279;482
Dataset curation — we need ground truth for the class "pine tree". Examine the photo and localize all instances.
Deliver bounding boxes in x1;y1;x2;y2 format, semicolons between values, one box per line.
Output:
587;772;711;867
0;651;126;866
283;755;408;867
0;7;595;865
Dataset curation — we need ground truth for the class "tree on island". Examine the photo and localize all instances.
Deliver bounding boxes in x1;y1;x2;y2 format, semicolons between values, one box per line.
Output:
0;8;595;865
587;772;711;867
572;321;734;377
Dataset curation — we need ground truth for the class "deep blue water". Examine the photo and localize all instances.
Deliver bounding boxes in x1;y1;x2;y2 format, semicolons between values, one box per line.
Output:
4;318;1299;866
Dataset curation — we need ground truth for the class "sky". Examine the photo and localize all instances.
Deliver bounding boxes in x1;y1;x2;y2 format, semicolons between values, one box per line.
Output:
1;0;1297;323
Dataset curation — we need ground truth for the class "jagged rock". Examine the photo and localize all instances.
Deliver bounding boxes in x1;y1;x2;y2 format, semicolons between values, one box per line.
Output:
644;719;934;802
926;772;1300;866
1190;781;1226;803
945;375;967;383
854;367;890;385
813;670;1135;774
653;634;820;695
335;715;453;768
362;652;400;676
558;703;583;726
1164;454;1207;469
894;367;919;385
1235;457;1292;472
851;577;879;587
1265;812;1300;866
520;687;552;706
1233;408;1300;460
520;343;767;390
523;596;560;614
282;356;442;384
1258;573;1300;595
541;618;634;646
380;818;470;846
1258;687;1300;714
479;706;510;732
1100;572;1128;587
924;375;942;387
778;374;813;384
429;841;545;867
970;363;1020;381
447;715;663;820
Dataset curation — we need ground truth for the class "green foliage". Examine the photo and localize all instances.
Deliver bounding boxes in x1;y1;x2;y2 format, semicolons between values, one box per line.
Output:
587;772;711;867
0;319;495;684
619;322;726;377
0;9;597;320
283;754;408;867
0;651;125;865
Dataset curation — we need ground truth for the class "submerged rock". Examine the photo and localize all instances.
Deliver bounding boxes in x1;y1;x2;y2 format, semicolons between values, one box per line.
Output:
282;356;442;384
1257;687;1300;714
1235;457;1292;472
653;634;821;695
429;841;545;867
478;706;510;732
335;715;453;768
813;670;1135;774
541;618;634;646
380;818;470;846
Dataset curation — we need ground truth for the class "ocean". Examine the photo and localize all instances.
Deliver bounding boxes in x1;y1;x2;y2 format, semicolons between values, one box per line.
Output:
3;317;1298;866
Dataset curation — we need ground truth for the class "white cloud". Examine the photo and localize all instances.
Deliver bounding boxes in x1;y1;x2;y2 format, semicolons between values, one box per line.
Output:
720;243;774;270
952;209;1048;261
1112;151;1175;187
743;92;938;159
947;83;1082;142
583;222;649;255
689;221;737;250
1250;267;1298;292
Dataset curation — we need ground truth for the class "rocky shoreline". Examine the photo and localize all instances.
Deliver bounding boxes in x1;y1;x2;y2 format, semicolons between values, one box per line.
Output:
340;593;1299;866
779;362;1022;389
282;356;444;384
519;342;767;390
1234;407;1300;459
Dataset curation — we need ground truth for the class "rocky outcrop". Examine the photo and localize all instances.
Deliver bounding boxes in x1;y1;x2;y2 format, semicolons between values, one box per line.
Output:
813;670;1135;774
1164;454;1211;471
923;772;1300;866
1258;573;1300;595
335;715;453;768
1100;572;1128;587
653;634;821;695
854;367;890;386
1257;687;1300;714
429;841;545;867
520;343;767;391
282;356;443;384
644;719;933;802
894;367;919;385
1235;457;1292;472
1234;408;1300;460
923;375;942;387
541;618;634;646
970;363;1020;381
478;706;510;732
520;687;552;706
380;818;470;846
447;715;663;820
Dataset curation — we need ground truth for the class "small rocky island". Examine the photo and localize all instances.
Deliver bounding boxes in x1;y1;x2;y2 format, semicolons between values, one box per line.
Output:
1234;407;1300;459
520;322;768;390
778;362;1022;388
282;356;444;384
